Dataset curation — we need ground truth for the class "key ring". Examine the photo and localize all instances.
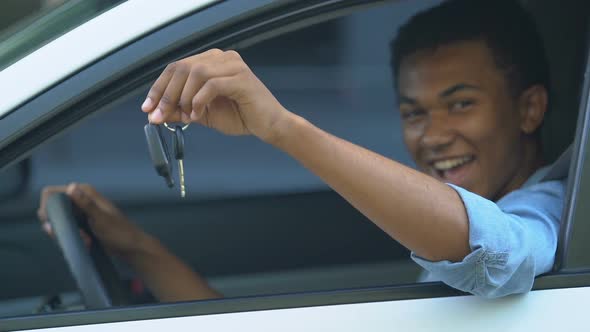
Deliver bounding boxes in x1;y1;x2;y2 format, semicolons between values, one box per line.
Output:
163;122;190;132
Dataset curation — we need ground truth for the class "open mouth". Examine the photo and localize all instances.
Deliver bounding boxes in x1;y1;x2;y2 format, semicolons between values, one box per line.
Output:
431;155;475;181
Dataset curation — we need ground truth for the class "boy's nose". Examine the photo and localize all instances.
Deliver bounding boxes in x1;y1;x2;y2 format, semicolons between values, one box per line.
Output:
420;112;455;150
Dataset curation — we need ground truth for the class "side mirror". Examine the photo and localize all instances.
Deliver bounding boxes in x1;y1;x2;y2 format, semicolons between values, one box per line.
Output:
0;159;30;200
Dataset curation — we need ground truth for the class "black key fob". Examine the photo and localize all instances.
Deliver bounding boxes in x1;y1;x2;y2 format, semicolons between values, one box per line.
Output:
144;123;174;188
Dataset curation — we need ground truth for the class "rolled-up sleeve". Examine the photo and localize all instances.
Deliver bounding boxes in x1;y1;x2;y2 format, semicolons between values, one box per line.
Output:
411;180;565;298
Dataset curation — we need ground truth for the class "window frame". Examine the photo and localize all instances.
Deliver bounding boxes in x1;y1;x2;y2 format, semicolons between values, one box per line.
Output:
2;0;590;329
555;28;590;272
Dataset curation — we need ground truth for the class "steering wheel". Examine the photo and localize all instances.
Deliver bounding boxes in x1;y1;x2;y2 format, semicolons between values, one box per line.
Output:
45;193;130;309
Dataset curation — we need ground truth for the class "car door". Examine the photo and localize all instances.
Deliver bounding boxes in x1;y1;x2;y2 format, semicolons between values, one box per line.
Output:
1;0;590;331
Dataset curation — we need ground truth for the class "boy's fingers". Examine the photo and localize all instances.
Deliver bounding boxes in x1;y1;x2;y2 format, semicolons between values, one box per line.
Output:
80;230;93;248
67;183;102;217
142;65;175;113
42;221;54;237
151;67;190;123
145;48;236;122
191;76;239;120
38;185;68;222
178;57;244;116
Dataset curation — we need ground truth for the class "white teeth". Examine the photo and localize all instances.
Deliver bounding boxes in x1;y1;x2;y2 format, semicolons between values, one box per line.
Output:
433;156;473;171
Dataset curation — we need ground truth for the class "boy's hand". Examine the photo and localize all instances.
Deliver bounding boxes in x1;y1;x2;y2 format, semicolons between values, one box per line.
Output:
141;49;293;144
38;183;153;261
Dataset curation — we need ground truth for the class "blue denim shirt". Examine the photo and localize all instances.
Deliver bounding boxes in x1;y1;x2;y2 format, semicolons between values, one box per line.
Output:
412;164;567;298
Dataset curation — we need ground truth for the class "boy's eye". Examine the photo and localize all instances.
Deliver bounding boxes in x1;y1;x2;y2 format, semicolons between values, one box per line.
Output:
401;108;427;121
450;99;474;112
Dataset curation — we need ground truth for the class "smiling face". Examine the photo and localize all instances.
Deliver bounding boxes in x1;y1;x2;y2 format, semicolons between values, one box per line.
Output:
398;40;546;200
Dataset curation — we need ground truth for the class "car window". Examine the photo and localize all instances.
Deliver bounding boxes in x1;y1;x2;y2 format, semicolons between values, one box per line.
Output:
0;0;126;71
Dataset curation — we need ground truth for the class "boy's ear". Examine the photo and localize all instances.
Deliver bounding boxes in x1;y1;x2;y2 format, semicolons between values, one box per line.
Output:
518;84;548;135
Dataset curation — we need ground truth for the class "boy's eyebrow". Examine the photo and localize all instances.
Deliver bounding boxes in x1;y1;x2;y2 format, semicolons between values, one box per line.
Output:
399;95;417;105
399;83;481;105
439;83;481;98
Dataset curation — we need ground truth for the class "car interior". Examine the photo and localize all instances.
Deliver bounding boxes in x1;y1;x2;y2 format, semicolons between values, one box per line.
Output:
0;0;588;319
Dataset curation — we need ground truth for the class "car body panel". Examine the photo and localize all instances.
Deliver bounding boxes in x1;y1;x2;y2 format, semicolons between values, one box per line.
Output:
15;286;590;331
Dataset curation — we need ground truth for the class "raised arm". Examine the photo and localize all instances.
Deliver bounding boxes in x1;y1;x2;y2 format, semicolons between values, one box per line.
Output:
271;114;471;262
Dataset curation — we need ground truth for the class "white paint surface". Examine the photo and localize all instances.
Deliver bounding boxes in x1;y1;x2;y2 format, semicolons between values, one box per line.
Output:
22;287;590;331
0;0;216;117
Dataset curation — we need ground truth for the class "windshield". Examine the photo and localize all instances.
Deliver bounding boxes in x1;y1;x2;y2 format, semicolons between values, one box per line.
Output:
0;0;126;71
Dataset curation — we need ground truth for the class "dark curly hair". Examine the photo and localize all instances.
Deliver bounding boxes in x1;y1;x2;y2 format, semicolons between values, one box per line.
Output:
390;0;550;100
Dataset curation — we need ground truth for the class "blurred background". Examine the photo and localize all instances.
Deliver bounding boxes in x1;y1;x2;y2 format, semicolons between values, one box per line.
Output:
0;0;67;32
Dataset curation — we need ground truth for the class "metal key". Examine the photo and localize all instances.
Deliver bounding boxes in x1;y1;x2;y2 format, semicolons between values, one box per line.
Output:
173;125;186;198
144;123;174;188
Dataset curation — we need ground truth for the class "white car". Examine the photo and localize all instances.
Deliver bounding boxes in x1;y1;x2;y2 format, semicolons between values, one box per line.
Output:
0;0;589;331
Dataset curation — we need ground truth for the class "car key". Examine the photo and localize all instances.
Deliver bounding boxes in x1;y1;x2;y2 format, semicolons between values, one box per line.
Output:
173;125;186;198
144;123;174;188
